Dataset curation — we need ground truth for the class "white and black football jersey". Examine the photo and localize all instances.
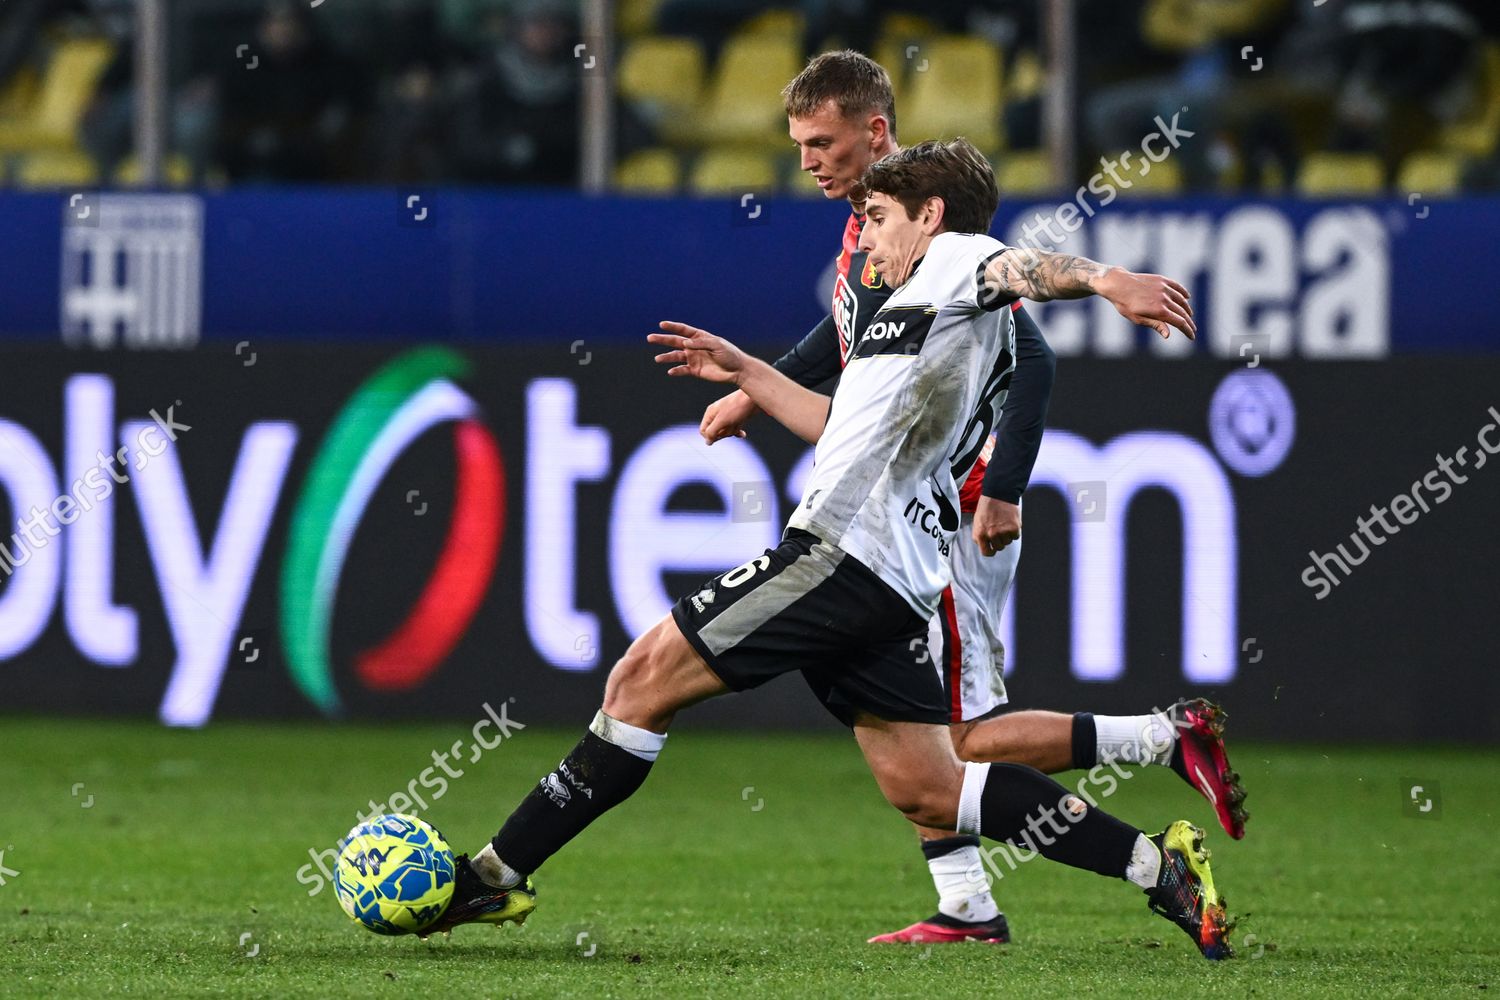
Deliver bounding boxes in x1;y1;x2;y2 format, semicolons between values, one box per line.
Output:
787;232;1018;617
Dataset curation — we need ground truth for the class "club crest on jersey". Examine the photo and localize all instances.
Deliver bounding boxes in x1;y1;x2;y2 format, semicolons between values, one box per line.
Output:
832;273;857;363
860;257;883;289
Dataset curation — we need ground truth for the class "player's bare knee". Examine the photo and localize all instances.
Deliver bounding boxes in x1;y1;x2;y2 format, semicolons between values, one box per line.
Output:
882;783;958;829
908;791;959;830
601;644;670;728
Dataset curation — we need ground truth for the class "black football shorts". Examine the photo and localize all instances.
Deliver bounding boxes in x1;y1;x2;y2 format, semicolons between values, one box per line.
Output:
671;529;947;726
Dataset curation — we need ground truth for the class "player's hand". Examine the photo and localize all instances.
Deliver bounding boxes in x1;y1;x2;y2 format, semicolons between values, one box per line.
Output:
649;321;748;385
972;496;1022;556
1097;268;1196;341
701;389;758;445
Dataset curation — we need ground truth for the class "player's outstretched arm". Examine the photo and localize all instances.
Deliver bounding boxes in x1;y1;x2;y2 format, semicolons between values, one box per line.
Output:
984;248;1197;340
700;314;842;445
650;322;830;445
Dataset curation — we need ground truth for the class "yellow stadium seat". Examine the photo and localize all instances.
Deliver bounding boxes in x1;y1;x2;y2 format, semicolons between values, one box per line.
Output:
615;147;682;194
0;66;38;118
1441;42;1500;158
114;154;195;188
901;36;1003;150
872;38;909;113
15;149;98;188
739;9;804;40
1296;153;1385;196
0;37;115;154
617;0;666;37
689;148;777;195
1396;151;1463;196
1115;155;1184;195
697;36;803;147
996;151;1057;196
618;36;707;143
1008;48;1046;102
880;13;944;40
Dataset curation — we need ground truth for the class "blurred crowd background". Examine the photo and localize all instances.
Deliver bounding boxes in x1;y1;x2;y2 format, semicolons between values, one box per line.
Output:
0;0;1496;195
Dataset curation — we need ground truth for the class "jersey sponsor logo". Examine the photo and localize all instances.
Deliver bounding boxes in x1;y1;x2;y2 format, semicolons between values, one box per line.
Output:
850;307;935;359
865;320;906;341
901;489;957;557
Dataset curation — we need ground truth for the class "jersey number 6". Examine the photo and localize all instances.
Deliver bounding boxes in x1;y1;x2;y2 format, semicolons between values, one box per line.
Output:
721;555;771;589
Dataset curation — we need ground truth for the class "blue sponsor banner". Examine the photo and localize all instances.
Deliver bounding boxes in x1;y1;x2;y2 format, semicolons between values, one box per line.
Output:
0;189;1495;354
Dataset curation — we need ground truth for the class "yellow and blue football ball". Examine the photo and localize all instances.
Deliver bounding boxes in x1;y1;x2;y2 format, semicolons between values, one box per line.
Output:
333;814;456;935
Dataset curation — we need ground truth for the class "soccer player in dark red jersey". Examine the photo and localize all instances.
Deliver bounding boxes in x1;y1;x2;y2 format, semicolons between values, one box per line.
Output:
698;51;1247;945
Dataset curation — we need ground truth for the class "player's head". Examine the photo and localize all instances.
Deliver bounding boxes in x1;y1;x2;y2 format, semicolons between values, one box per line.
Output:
783;50;897;203
856;138;999;287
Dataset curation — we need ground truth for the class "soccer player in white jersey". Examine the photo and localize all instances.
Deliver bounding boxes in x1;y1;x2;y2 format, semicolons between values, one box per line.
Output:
425;138;1234;961
700;50;1246;944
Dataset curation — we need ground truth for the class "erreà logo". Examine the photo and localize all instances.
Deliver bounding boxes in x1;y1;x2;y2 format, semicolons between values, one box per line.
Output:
280;347;504;715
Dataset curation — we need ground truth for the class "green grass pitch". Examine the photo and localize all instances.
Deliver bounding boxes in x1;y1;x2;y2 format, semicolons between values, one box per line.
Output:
2;718;1497;997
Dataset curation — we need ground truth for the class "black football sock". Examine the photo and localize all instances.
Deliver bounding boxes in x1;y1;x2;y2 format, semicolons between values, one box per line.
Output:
970;762;1141;879
920;833;981;862
490;711;666;877
1071;712;1097;769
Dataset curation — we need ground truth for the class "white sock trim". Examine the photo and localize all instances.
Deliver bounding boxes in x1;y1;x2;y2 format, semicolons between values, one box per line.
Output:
928;844;1000;923
1093;712;1176;767
590;710;667;762
1124;834;1162;889
957;761;990;835
473;843;523;889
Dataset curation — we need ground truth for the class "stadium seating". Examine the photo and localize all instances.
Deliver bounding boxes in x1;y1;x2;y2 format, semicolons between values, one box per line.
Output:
879;13;945;43
617;0;666;38
739;8;804;41
1396;151;1464;196
996;151;1056;195
618;36;707;144
0;66;38;119
14;149;99;188
1116;155;1185;196
1295;153;1385;196
900;36;1004;151
114;154;195;188
0;37;115;156
1007;48;1046;105
695;35;803;147
615;147;682;194
688;147;777;194
871;18;952;117
1441;42;1500;159
872;38;911;112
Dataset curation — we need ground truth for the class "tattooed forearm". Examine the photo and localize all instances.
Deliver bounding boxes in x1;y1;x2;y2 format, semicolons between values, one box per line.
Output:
986;249;1114;303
